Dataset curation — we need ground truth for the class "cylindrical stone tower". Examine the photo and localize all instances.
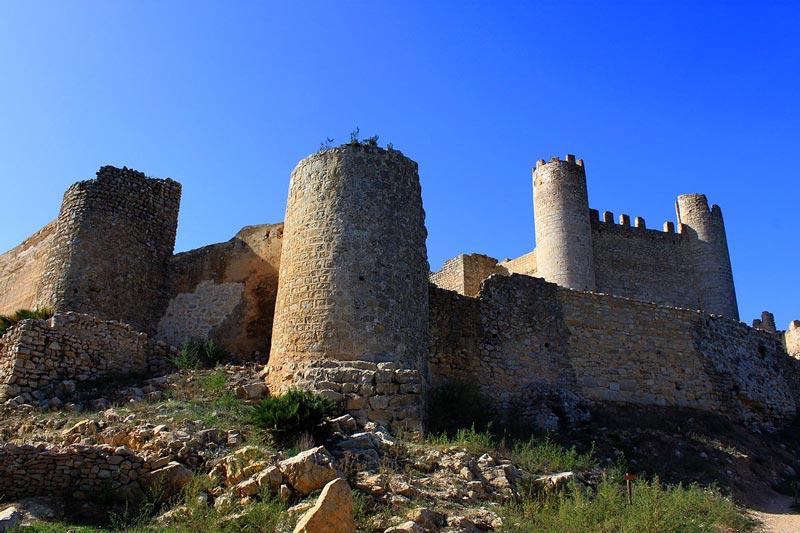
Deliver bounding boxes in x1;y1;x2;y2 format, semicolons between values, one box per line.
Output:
533;155;596;291
35;166;181;334
267;145;429;397
676;194;739;319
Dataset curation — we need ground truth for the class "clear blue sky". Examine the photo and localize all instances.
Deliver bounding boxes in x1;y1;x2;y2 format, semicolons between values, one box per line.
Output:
1;1;798;327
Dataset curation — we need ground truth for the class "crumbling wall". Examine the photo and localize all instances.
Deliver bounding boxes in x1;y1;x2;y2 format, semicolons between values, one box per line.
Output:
157;223;283;356
35;166;181;334
786;321;800;358
498;249;536;277
428;285;481;386
429;254;504;297
0;312;148;400
0;442;148;501
0;221;57;315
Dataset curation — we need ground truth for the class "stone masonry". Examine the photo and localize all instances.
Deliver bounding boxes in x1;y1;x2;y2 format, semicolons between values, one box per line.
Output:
436;155;741;320
34;166;181;334
266;145;429;430
0;312;148;401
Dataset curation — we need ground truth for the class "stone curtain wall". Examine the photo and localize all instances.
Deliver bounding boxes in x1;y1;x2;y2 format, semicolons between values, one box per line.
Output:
589;217;700;310
0;221;57;315
35;166;181;334
0;312;148;400
428;274;799;429
560;290;717;409
158;223;283;356
0;442;148;501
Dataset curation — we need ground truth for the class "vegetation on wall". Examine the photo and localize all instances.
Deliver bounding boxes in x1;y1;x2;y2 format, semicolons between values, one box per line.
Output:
0;307;54;336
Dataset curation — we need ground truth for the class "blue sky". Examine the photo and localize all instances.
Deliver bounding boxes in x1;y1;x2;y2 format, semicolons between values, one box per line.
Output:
0;1;798;327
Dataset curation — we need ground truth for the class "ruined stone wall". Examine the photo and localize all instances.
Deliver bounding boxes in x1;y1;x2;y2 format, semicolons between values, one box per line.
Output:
428;274;798;429
498;249;536;277
0;221;57;314
35;166;181;333
157;223;283;356
0;442;148;501
589;216;700;310
429;257;465;294
429;254;504;297
0;312;148;400
785;321;800;358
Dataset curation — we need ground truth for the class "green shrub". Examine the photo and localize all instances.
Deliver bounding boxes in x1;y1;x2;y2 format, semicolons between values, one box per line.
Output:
426;380;493;436
0;307;54;336
172;340;201;370
251;389;337;447
172;339;226;370
513;435;597;475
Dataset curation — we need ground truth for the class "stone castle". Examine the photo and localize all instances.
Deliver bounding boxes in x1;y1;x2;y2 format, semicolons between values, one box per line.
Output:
1;146;799;432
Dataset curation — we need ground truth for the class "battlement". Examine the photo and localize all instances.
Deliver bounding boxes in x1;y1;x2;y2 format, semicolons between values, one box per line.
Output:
589;209;681;236
535;154;584;169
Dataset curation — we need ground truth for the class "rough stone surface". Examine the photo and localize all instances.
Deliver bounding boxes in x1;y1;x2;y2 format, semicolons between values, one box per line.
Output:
0;506;20;532
159;223;283;355
0;312;149;400
0;221;56;315
35;166;181;333
278;446;339;496
293;477;356;533
268;145;428;377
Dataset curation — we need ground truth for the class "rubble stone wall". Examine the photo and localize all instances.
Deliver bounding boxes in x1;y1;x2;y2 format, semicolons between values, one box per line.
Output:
35;166;181;334
0;312;148;400
0;221;57;315
428;274;799;429
267;359;423;432
0;442;148;501
158;223;283;356
430;254;504;297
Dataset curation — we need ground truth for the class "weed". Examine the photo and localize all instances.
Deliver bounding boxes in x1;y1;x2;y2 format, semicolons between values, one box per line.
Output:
349;127;361;146
172;339;226;370
513;435;597;474
364;135;379;147
0;307;54;336
428;424;496;454
319;137;335;150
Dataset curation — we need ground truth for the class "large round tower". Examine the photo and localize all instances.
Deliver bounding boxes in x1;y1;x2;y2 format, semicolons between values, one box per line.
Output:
267;144;429;411
533;155;596;291
675;194;739;319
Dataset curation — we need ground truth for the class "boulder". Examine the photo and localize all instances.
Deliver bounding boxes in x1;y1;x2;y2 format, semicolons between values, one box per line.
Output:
141;461;194;498
293;478;356;533
0;507;21;532
279;446;339;495
384;521;423;533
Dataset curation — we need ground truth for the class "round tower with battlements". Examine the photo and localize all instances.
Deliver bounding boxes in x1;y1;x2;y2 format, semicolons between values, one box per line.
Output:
533;155;596;291
675;194;739;319
266;145;429;430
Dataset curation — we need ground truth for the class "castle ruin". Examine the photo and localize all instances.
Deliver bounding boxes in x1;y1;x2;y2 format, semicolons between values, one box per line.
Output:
1;147;799;433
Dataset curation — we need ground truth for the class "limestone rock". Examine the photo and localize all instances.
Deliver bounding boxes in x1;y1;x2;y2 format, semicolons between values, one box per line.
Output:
293;478;356;533
406;507;446;530
535;471;574;493
141;461;194;497
279;446;339;495
384;521;423;533
0;506;21;532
